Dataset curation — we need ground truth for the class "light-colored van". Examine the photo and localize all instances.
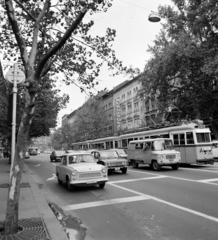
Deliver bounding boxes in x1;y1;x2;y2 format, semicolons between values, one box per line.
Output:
127;138;181;171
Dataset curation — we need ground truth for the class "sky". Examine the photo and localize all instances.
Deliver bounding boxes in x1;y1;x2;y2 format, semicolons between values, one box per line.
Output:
56;0;175;127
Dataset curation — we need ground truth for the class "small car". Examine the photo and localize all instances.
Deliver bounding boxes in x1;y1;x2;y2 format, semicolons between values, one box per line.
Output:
50;150;65;162
106;148;127;159
56;152;108;190
90;150;128;174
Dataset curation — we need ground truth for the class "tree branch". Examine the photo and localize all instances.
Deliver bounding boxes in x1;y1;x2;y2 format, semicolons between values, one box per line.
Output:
29;0;50;67
13;0;36;21
35;7;87;79
5;0;28;69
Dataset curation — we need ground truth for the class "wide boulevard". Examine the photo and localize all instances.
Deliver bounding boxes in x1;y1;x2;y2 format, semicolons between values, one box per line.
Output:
25;153;218;240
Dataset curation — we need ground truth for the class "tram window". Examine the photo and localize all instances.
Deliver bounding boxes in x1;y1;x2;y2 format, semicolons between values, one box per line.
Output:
196;133;210;143
173;135;179;145
180;134;185;144
128;138;133;143
122;139;128;148
161;134;170;138
139;137;143;140
150;135;158;139
186;132;194;144
134;138;138;140
144;136;149;139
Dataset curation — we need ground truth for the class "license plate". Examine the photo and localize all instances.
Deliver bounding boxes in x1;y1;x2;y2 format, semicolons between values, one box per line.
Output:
86;180;97;184
115;167;120;171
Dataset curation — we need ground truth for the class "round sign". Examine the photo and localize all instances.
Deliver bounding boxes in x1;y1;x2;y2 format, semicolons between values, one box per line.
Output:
6;68;25;84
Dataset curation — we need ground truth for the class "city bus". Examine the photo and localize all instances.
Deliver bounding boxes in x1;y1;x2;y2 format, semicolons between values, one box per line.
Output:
71;120;214;165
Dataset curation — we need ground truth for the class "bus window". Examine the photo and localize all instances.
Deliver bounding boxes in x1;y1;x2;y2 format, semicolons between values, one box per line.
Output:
179;134;185;144
122;139;128;148
196;133;210;143
173;134;179;145
186;132;194;144
128;138;133;144
134;138;138;140
160;134;170;138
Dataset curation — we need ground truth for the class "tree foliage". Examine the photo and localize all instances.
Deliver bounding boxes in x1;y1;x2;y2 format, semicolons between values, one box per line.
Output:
141;0;218;137
0;0;133;235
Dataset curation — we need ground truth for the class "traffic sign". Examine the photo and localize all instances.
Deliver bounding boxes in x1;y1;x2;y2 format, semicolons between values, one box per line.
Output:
6;67;25;84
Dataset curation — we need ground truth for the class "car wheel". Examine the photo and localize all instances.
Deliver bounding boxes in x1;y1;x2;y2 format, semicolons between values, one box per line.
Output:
171;164;179;170
132;161;138;168
50;158;53;162
66;177;72;191
121;168;127;174
152;161;161;171
57;173;62;184
99;183;105;189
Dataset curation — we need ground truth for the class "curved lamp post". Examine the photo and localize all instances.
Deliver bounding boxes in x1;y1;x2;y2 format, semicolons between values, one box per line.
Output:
148;12;161;22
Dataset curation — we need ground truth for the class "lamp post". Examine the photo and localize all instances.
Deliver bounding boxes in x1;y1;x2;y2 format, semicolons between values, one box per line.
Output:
5;63;25;166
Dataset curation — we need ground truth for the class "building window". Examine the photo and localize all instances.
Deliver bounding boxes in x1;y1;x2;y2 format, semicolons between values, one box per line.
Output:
134;117;140;128
109;102;112;108
134;101;139;111
127;103;132;114
128;119;133;129
109;126;112;134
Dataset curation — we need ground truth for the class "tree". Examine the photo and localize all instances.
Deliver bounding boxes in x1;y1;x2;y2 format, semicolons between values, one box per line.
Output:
73;96;110;141
0;0;129;234
140;0;218;137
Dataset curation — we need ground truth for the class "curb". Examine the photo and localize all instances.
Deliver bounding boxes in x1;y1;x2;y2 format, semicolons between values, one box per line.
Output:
24;164;68;240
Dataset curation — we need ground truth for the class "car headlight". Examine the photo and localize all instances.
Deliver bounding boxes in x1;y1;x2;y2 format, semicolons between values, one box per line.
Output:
102;168;107;173
176;154;181;161
71;171;78;180
158;155;164;161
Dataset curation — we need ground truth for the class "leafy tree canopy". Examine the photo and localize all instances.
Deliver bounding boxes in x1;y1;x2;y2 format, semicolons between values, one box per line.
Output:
141;0;218;136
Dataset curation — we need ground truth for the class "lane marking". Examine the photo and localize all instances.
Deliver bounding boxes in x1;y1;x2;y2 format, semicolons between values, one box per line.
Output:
109;183;218;223
128;169;218;185
109;175;167;184
62;195;152;211
197;178;218;183
46;174;57;181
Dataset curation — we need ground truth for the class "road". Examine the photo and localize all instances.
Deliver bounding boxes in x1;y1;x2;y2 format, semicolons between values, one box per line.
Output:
25;154;218;240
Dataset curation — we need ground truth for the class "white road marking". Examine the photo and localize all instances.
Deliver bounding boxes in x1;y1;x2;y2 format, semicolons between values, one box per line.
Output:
46;174;57;181
109;175;167;184
35;164;41;167
128;169;218;185
62;195;152;211
109;183;218;223
197;178;218;183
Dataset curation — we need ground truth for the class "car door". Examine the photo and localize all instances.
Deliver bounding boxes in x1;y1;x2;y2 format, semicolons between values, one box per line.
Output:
59;156;67;181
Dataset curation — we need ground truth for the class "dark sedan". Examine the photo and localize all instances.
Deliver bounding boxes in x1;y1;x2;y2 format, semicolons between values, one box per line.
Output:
50;150;65;162
90;150;128;174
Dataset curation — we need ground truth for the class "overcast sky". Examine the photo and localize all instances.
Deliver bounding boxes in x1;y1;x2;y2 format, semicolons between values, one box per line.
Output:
57;0;175;127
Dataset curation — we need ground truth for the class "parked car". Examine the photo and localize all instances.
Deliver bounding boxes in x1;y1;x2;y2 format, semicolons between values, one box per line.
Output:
50;150;65;162
106;148;127;159
56;152;108;190
89;150;128;174
212;141;218;159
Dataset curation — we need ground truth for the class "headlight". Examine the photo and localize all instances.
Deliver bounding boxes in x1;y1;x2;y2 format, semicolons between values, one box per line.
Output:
71;171;77;176
158;155;164;161
176;154;181;161
102;168;107;173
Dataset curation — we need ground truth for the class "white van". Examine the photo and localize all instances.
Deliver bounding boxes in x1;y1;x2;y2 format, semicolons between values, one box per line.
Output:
127;138;181;171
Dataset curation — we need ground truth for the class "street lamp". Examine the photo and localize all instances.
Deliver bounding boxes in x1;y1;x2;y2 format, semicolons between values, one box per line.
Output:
148;12;161;22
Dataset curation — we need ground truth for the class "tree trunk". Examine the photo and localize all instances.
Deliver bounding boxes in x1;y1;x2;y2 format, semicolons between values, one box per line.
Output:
4;88;35;235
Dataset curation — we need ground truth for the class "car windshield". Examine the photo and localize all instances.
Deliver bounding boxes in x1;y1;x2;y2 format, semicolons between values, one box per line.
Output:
115;149;126;155
68;154;95;164
153;140;173;151
100;151;118;159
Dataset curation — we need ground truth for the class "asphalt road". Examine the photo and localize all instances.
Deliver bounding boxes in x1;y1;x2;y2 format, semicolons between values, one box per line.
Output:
25;154;218;240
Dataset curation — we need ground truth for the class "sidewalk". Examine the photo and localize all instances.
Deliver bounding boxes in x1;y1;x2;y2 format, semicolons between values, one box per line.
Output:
0;158;68;240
